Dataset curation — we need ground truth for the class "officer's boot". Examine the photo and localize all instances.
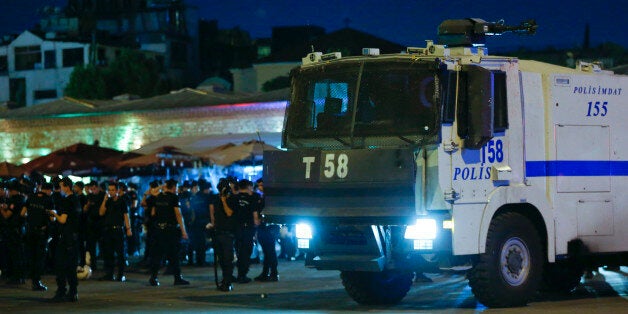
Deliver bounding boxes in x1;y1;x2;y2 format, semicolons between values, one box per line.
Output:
66;287;78;302
217;279;233;292
254;267;269;282
50;288;66;303
268;269;279;282
149;273;160;286
173;274;190;286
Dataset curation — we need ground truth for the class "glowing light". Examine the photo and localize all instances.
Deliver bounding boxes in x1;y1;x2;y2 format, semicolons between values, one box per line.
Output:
404;218;437;240
295;223;313;239
297;239;310;249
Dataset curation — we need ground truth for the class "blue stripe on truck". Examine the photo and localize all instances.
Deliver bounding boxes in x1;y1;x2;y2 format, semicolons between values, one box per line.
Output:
525;160;628;177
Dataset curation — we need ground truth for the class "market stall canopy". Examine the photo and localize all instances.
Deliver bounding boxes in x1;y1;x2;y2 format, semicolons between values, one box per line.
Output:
193;142;236;158
0;161;25;178
207;140;281;166
117;146;199;169
133;132;282;156
23;142;124;176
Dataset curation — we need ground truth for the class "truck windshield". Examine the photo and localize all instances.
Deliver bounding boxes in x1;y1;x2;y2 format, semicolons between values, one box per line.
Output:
287;60;439;144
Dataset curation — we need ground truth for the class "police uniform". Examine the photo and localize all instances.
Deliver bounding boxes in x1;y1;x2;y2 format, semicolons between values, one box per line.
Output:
51;189;80;302
100;196;129;281
125;188;141;257
189;188;214;266
178;185;193;264
84;188;104;270
254;191;279;281
23;188;54;290
3;186;26;285
228;190;258;283
141;192;157;265
149;190;189;286
212;192;237;291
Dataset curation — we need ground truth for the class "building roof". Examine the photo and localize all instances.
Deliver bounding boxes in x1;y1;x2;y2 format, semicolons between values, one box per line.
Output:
0;88;290;119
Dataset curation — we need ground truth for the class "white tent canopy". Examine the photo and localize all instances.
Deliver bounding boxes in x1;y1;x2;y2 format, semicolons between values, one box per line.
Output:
133;132;282;156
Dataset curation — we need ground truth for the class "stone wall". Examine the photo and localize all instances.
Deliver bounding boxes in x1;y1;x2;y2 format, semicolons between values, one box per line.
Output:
0;101;287;164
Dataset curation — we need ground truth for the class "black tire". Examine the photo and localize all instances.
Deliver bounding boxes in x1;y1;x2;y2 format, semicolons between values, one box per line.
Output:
341;270;413;305
541;260;583;293
467;212;543;307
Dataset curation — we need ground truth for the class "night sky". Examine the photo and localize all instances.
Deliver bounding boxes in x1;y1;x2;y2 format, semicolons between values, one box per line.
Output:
0;0;626;51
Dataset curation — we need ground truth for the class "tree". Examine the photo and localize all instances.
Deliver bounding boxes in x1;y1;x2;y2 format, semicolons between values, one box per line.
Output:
64;49;170;100
64;64;108;99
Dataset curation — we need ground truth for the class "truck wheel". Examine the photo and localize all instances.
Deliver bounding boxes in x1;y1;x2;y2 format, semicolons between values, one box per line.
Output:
341;270;413;305
468;212;543;307
541;261;583;293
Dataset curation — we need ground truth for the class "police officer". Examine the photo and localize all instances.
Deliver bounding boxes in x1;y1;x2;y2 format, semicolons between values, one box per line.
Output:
148;179;190;286
84;181;104;271
125;183;141;257
188;179;214;267
210;178;237;292
178;181;193;265
99;182;132;282
0;180;27;285
140;180;160;266
48;177;80;302
229;179;260;284
21;182;54;291
73;182;88;268
253;179;279;282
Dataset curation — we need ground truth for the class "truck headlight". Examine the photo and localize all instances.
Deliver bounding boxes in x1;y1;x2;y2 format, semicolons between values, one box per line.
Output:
295;223;313;239
404;218;437;240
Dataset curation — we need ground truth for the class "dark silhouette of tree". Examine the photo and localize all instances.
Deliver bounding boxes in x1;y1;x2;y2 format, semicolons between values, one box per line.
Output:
64;64;108;99
65;49;170;99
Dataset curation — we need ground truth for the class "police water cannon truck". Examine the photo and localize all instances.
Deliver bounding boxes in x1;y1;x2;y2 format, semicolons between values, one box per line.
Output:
263;18;627;307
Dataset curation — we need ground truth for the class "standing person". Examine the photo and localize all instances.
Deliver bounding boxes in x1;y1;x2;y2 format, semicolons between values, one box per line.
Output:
253;179;279;282
73;182;88;268
0;180;27;285
210;178;237;292
98;182;132;282
48;177;80;302
188;179;214;267
228;179;261;284
148;179;190;286
126;183;141;257
45;177;64;275
84;181;104;271
140;180;160;267
21;182;54;291
178;181;193;265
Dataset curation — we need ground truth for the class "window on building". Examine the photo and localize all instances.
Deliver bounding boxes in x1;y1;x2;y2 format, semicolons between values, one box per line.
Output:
9;78;26;108
257;46;271;59
62;47;84;68
14;45;42;70
97;48;107;65
0;55;7;74
34;89;58;100
44;50;56;69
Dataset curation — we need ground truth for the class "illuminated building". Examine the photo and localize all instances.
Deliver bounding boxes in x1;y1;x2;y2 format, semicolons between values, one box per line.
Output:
0;88;287;165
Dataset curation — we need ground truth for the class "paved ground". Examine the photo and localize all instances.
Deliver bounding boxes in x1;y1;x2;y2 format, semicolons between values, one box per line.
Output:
0;256;627;313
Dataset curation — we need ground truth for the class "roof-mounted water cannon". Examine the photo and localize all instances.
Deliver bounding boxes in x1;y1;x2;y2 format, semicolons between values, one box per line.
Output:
437;18;537;47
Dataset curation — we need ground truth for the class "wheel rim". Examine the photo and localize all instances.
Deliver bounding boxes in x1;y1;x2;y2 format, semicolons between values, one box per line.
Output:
500;237;530;286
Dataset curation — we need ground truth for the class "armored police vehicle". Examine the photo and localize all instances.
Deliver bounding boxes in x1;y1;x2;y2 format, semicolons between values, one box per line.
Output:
263;18;628;307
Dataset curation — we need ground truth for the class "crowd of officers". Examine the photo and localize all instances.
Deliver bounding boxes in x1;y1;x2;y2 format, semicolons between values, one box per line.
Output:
0;174;280;302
